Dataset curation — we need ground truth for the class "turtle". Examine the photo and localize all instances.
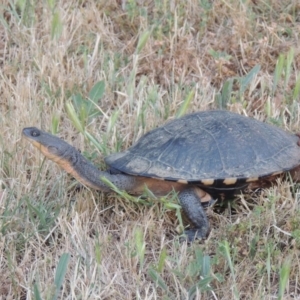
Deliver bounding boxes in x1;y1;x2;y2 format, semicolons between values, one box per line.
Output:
22;110;300;241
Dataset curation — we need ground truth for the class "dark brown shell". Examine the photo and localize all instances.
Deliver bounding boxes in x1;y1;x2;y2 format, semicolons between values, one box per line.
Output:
105;110;300;187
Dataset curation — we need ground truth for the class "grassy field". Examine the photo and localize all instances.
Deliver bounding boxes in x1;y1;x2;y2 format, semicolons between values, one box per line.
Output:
1;0;300;299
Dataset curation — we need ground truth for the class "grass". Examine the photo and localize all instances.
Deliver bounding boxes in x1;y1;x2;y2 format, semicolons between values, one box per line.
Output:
1;0;300;298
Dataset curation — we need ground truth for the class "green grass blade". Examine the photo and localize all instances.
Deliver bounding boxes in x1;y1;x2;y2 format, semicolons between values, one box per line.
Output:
88;80;105;104
148;267;169;292
51;115;59;134
51;11;63;40
219;241;235;278
272;54;285;96
239;64;261;95
156;247;167;273
47;0;56;10
85;131;105;153
278;258;291;300
219;241;239;299
134;228;145;269
53;253;70;300
100;176;148;204
267;245;271;294
176;89;194;118
107;110;120;133
200;252;211;278
33;282;43;300
66;101;84;134
136;30;151;54
95;238;102;265
285;48;294;88
217;78;234;108
293;75;300;100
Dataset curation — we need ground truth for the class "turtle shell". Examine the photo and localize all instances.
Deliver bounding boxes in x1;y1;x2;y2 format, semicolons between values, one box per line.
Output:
105;110;300;187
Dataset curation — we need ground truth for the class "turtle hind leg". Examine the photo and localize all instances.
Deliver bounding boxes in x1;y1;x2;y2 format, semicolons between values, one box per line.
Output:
178;187;211;242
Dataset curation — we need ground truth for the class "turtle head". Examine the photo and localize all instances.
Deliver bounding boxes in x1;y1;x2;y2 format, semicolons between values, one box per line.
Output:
22;127;73;163
22;127;135;192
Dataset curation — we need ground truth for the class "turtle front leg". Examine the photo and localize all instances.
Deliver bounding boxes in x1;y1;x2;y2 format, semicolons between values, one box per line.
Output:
178;187;212;241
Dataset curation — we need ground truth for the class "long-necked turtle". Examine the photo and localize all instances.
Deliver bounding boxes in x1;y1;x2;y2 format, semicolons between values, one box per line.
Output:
22;110;300;241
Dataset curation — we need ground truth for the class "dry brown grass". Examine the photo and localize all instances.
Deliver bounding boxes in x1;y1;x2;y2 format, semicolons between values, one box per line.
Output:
1;0;300;299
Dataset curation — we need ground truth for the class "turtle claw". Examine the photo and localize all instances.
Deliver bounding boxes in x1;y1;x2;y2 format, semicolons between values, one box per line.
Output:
180;229;208;242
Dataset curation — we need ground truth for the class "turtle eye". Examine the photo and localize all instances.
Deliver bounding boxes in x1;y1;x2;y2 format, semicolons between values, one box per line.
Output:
31;130;40;137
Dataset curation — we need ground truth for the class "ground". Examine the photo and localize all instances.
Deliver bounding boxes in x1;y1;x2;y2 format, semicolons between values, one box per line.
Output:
1;0;300;299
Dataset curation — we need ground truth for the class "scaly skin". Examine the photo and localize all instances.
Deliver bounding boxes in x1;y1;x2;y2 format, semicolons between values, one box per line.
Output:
22;127;211;241
22;127;138;192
